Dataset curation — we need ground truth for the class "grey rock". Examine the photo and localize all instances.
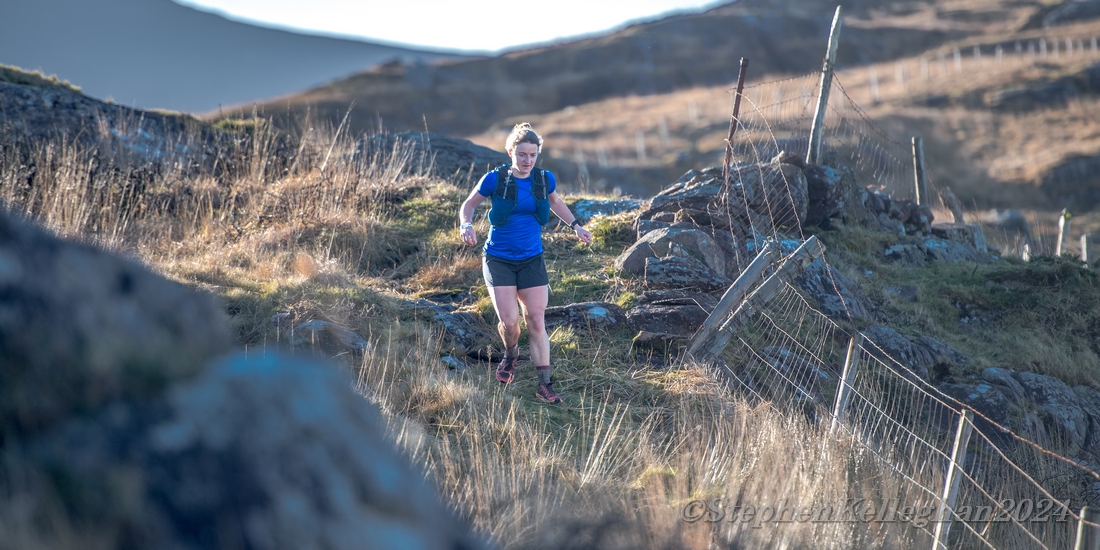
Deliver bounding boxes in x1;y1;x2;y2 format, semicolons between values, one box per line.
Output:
740;161;808;230
544;301;630;332
26;352;487;550
644;255;729;292
921;237;987;263
571;198;644;224
0;210;233;440
637;290;719;312
635;218;671;239
441;355;471;371
627;303;710;338
931;222;988;253
290;319;371;356
804;163;858;226
409;299;497;357
1015;372;1090;455
614;226;726;278
861;325;935;381
796;259;871;322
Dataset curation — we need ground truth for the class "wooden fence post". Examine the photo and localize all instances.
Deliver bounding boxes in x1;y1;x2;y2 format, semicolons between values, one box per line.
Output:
694;236;825;363
723;58;750;184
1082;234;1092;265
912;137;929;206
932;410;974;549
830;333;864;434
807;6;843;165
1057;209;1072;257
1075;506;1100;550
687;240;776;359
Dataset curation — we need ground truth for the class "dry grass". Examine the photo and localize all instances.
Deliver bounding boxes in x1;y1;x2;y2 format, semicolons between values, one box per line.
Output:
0;119;943;548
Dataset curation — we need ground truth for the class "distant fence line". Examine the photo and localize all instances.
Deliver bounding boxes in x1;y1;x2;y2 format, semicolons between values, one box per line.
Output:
702;56;1100;548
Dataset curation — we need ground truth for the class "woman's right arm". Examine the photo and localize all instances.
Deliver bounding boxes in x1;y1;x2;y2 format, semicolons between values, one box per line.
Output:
459;189;486;246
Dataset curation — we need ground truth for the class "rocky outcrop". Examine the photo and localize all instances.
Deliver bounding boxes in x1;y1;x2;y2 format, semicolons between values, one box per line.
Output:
0;211;233;440
940;367;1100;462
0;80;261;175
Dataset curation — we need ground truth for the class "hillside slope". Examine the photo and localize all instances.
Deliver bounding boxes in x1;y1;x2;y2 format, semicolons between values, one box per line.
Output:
233;0;992;138
0;0;468;113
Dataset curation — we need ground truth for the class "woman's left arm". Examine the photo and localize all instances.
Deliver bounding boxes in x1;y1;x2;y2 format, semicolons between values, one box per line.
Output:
548;191;592;244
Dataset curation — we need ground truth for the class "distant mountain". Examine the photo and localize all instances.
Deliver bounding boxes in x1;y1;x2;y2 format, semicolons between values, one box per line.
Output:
0;0;470;113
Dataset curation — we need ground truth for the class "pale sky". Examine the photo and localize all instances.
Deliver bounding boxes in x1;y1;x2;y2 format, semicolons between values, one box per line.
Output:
174;0;725;53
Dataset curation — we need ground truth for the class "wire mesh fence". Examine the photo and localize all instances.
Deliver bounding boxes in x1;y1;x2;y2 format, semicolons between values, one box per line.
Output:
706;66;1100;548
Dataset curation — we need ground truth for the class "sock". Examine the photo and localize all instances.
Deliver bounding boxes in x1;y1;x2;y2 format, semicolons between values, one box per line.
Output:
505;345;519;358
536;366;551;386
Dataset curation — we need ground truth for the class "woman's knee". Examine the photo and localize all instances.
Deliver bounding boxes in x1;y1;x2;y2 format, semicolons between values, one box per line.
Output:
523;310;546;333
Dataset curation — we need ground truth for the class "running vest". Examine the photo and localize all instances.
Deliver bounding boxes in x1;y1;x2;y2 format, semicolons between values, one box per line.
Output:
487;164;551;226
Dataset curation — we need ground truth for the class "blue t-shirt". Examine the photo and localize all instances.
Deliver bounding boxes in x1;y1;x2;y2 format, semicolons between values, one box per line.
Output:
477;169;557;260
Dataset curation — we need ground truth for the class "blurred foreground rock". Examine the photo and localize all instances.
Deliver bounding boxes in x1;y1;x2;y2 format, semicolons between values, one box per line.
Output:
0;210;233;440
0;210;487;550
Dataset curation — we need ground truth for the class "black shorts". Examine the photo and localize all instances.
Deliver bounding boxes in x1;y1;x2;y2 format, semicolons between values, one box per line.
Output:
482;253;549;289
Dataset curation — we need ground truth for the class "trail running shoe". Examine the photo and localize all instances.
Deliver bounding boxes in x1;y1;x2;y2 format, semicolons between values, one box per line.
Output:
495;355;517;384
535;383;562;404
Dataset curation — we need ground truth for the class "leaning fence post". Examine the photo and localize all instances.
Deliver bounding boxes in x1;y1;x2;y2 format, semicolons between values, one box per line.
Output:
1057;208;1072;257
1075;506;1100;550
687;239;776;359
912;137;929;206
830;333;864;434
807;6;843;165
723;57;750;184
932;409;974;549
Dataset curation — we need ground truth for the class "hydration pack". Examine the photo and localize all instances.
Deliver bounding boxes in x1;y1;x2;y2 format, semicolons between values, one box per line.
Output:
487;164;551;226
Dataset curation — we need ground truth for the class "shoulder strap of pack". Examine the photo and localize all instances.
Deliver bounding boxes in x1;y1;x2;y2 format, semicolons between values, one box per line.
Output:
531;168;547;200
493;165;514;200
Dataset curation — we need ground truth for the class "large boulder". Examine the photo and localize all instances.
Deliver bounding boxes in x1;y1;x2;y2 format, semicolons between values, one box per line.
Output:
940;367;1100;460
21;353;488;550
614;226;727;279
735;159;808;230
0;211;233;440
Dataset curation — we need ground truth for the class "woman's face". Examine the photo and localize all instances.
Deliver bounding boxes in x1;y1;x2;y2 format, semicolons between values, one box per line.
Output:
509;142;539;177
